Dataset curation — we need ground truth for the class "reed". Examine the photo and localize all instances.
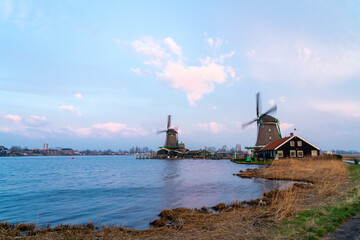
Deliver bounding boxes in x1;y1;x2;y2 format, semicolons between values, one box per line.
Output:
259;157;348;221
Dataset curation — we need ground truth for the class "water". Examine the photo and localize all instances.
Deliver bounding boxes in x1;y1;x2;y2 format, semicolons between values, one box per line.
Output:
1;155;282;229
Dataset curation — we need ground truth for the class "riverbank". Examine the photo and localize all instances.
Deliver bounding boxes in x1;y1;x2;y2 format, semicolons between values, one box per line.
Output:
1;157;359;239
231;159;272;165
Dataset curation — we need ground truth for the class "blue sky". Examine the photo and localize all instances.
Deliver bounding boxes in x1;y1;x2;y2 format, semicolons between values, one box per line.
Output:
1;0;359;151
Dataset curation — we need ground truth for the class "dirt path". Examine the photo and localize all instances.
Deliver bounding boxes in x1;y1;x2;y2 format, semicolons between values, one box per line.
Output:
326;212;360;240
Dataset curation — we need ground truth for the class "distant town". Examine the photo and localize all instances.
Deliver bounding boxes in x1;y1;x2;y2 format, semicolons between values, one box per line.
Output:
0;143;156;157
0;143;359;158
0;143;243;157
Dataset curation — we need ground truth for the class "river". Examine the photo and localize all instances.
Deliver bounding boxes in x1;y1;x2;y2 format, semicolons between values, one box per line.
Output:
0;155;282;229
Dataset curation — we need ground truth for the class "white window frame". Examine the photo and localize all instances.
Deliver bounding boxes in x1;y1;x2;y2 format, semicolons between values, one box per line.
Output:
311;150;318;156
290;141;295;147
277;150;283;158
297;150;304;158
290;150;296;157
297;141;302;147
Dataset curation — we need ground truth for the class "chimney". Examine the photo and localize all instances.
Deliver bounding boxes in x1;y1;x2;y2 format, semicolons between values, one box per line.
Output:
290;133;294;136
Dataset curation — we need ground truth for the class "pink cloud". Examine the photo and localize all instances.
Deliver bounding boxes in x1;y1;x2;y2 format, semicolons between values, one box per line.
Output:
198;122;227;134
58;105;82;116
26;115;47;126
4;114;22;124
130;36;236;106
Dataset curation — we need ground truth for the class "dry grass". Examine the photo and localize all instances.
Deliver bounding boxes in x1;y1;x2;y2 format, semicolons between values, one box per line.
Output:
237;157;349;221
0;157;352;240
342;154;360;161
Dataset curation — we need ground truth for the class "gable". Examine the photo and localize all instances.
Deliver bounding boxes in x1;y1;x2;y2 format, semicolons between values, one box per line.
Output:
259;134;320;152
275;135;319;150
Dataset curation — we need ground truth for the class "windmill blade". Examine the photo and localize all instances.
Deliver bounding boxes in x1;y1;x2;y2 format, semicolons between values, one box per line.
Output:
242;118;257;129
256;92;261;117
261;104;277;117
156;129;166;134
167;115;171;129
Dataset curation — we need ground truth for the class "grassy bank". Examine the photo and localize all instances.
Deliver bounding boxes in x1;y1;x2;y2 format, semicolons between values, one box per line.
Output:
1;157;359;239
232;159;272;165
275;164;360;239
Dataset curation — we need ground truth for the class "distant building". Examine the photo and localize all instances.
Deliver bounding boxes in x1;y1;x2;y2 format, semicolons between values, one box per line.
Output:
257;133;320;160
0;146;8;156
186;149;212;158
59;148;74;155
43;143;48;150
156;147;188;158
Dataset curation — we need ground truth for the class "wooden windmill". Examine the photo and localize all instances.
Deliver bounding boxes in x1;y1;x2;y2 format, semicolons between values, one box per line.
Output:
243;92;282;148
157;115;179;149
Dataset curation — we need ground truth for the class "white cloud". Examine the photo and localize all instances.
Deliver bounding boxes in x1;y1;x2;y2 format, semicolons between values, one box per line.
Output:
269;99;276;106
157;61;228;106
198;122;227;134
206;37;223;48
58;105;82;116
74;93;83;99
67;122;149;138
279;122;295;136
65;126;92;137
93;122;127;133
280;96;286;103
280;122;294;131
248;39;360;83
4;114;22;124
164;37;182;58
26;115;47;126
130;36;236;106
114;39;121;44
0;114;52;139
131;36;169;61
130;67;142;76
312;101;360;118
0;114;147;139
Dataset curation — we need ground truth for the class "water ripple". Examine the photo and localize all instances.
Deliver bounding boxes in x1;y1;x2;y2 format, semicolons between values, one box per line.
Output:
0;156;282;229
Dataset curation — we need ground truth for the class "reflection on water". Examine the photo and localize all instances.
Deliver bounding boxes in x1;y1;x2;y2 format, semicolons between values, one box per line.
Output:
1;156;286;229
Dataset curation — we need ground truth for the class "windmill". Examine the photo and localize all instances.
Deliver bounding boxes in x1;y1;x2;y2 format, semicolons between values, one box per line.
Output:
157;115;179;149
242;92;282;147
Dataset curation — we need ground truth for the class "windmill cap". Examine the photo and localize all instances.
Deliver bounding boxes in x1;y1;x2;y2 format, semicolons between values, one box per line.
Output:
261;114;278;122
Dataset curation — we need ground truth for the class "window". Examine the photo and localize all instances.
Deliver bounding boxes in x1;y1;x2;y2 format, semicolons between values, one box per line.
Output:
290;141;295;147
290;150;296;157
311;150;318;156
297;150;304;158
297;141;302;147
277;150;283;158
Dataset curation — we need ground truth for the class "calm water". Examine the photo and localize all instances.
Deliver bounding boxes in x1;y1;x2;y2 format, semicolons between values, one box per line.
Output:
1;156;282;229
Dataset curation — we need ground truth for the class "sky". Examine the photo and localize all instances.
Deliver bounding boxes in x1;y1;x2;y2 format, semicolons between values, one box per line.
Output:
1;0;360;151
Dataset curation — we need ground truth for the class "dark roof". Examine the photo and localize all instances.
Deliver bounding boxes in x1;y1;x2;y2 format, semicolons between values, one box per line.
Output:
188;150;201;154
259;134;320;151
259;136;292;151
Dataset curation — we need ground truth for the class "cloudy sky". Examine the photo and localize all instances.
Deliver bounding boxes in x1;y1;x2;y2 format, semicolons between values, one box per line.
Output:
1;0;359;151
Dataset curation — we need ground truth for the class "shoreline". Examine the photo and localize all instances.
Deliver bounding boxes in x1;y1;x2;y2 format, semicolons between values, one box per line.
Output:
1;157;359;239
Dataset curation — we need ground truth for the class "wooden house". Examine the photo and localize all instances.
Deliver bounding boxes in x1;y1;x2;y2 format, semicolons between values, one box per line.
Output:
186;149;212;158
257;133;320;160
